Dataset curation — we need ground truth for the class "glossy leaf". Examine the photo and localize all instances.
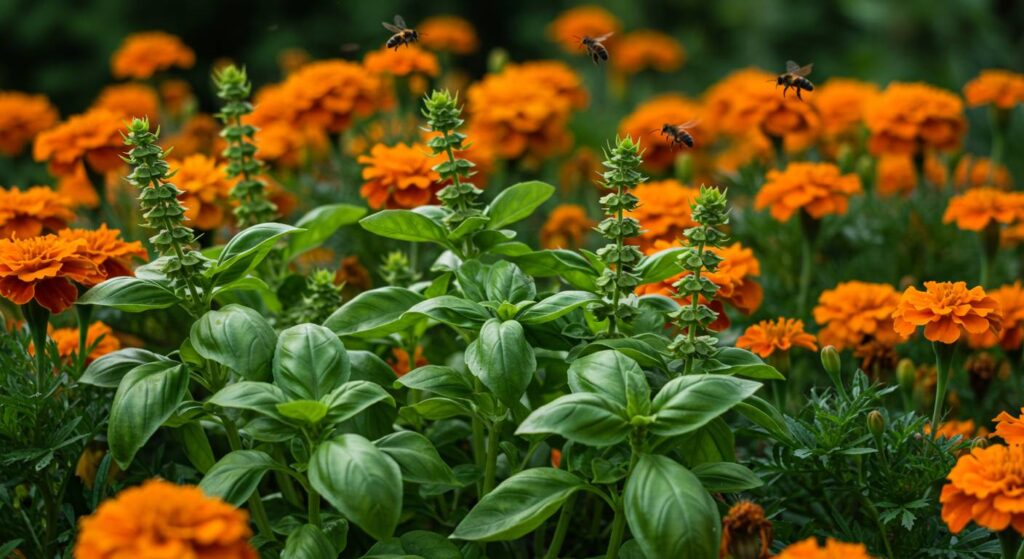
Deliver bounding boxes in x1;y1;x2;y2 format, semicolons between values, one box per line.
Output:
208;223;299;285
287;204;366;260
190;305;276;381
567;350;650;416
375;431;459;485
464;319;535;407
485;181;555;229
108;361;190;467
199;450;281;506
452;468;583;541
650;375;761;437
274;324;350;400
691;462;764;492
80;348;171;388
322;380;395;424
207;381;285;417
324;287;425;338
77;277;180;312
360;210;450;245
405;296;491;329
518;291;598;324
282;524;338;559
516;393;630;447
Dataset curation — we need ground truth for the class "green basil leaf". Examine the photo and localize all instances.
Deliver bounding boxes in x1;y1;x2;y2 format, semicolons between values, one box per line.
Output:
464;319;535;407
282;524;338;559
276;400;329;424
635;246;684;284
108;361;189;467
80;348;170;388
173;422;216;474
287;204;366;260
516;393;630;447
691;462;764;492
77;276;180;312
375;431;459;486
408;397;472;420
484;181;555;229
395;365;474;401
567;350;650;416
509;249;597;291
735;396;793;445
324;287;425;338
700;347;785;380
485;261;536;304
405;296;491;329
650;375;761;437
360;209;450;245
322;380;395;425
207;381;285;417
209;223;299;285
199;450;282;506
518;291;598;324
452;468;582;541
190;305;276;381
274;324;350;400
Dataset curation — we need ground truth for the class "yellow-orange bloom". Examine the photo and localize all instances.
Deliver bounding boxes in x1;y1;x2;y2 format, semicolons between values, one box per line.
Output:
993;408;1024;445
875;154;917;197
111;31;195;79
707;68;821;152
548;5;621;54
275;60;385;134
775;537;874;559
626;180;698;251
75;478;256;559
0;235;102;313
33;109;125;176
162;114;226;159
334;255;372;295
943;187;1024;231
864;82;966;155
811;78;879;138
0;91;59;157
419;16;479;55
160;79;194;119
618;95;705;172
963;69;1024;110
31;321;121;364
358;142;444;210
892;281;1002;344
954;155;1011;191
57;225;147;282
75;446;120;490
720;501;772;559
540;205;594;249
558;147;601;194
506;61;589;110
755;162;862;221
0;186;74;239
814;281;901;350
168;155;235;230
941;443;1024;534
611;30;685;74
969;282;1024;350
926;419;988;441
364;45;440;78
93;83;160;123
389;346;427;377
737;317;818;358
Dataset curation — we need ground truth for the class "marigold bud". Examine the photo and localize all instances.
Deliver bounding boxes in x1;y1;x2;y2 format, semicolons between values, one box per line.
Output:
821;345;841;377
867;410;885;436
897;358;916;393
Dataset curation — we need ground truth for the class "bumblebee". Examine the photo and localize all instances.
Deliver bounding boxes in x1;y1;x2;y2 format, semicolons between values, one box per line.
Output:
655;121;697;149
776;60;814;100
383;15;418;50
580;33;613;64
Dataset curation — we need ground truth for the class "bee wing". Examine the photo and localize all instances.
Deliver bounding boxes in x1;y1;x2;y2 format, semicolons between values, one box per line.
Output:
382;22;403;33
794;63;814;77
593;32;614;43
394;14;407;28
676;119;701;130
786;60;800;73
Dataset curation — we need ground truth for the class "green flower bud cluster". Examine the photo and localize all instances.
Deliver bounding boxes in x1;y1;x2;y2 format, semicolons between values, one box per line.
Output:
284;269;344;326
380;251;420;287
594;136;646;335
123;117;207;305
421;90;481;231
668;186;729;372
214;65;276;228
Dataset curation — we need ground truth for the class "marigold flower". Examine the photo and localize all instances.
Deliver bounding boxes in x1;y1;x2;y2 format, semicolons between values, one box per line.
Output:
57;225;147;281
358;142;444;210
892;281;1002;344
941;443;1024;534
33;109;125;176
626;179;698;250
93;83;160;123
111;31;195;79
168;155;235;230
0;186;74;239
775;537;874;559
75;445;120;490
162;114;226;159
611;30;685;74
0;91;59;157
540;205;594;249
969;282;1024;350
364;45;440;78
75;478;256;559
334;255;372;295
814;281;901;350
548;5;621;54
737;317;818;358
811;78;879;138
993;408;1024;445
943;187;1024;231
618;95;705;172
707;68;820;152
720;500;772;559
558;147;601;194
954;155;1011;190
864;82;966;155
276;60;386;134
419;16;479;55
963;69;1024;110
30;321;121;364
160;79;194;118
755;162;862;221
56;166;102;209
926;419;988;441
389;346;427;377
0;234;102;313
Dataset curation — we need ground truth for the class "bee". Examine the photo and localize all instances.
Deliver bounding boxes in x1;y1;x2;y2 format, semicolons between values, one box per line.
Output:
383;15;418;51
580;33;613;64
654;121;697;149
776;60;814;100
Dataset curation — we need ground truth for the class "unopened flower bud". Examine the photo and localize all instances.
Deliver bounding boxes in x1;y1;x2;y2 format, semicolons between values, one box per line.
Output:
867;410;885;436
897;358;916;393
821;345;841;377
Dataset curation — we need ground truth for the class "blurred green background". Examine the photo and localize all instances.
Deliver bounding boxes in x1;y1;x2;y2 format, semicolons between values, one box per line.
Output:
2;0;1021;113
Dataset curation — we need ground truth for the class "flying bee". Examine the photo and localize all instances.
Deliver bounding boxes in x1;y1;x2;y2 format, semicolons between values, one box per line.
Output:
776;60;814;100
580;33;613;64
654;121;698;149
383;15;418;50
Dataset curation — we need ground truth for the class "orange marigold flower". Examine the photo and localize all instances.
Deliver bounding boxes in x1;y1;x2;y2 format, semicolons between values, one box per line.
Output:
943;187;1024;231
811;78;880;138
875;154;917;197
755;162;862;221
963;69;1024;110
57;225;147;281
548;5;621;54
75;445;120;490
720;500;772;559
926;418;988;441
255;121;328;168
56;166;101;209
168;155;235;230
0;91;59;157
618;95;705;172
892;281;1002;344
611;30;685;75
708;68;821;152
814;281;901;350
277;60;386;134
969;282;1024;350
110;31;195;79
505;61;589;110
993;408;1024;445
0;235;102;313
335;255;372;294
626;180;698;250
162;114;226;159
93;83;160;123
954;155;1011;190
540;205;594;249
419;16;479;55
364;45;440;78
941;443;1024;534
864;82;966;155
33;108;125;176
358;142;444;210
0;186;74;239
160;79;194;119
74;478;256;559
737;317;818;358
31;321;121;364
775;537;874;559
389;346;426;377
558;147;602;194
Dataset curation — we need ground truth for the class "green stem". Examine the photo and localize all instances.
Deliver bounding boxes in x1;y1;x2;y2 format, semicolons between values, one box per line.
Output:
75;303;93;377
797;227;813;318
997;530;1020;559
605;450;640;559
222;417;276;541
482;419;502;496
683;229;708;375
989;107;1008;184
861;495;894;559
544;493;576;559
608;183;625;336
23;301;50;389
931;342;956;434
471;384;486;497
307;483;322;528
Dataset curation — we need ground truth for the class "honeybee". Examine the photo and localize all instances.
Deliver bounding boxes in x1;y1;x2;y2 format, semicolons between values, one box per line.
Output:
654;121;697;149
383;15;418;50
580;33;613;64
776;60;814;100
